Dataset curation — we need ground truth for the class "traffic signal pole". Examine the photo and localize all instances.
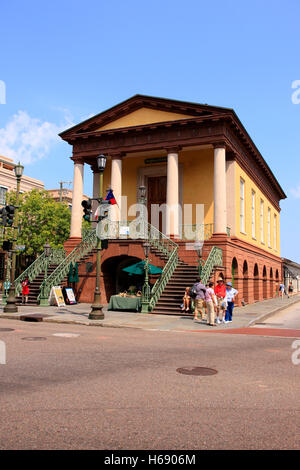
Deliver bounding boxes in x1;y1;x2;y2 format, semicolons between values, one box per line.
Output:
89;170;104;320
3;175;21;313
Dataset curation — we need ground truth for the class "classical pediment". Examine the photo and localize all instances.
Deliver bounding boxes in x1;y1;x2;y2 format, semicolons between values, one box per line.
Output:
60;94;229;138
95;107;194;131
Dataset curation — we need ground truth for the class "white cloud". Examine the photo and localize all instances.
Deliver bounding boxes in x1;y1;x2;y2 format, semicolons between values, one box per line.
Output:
0;110;75;165
290;186;300;199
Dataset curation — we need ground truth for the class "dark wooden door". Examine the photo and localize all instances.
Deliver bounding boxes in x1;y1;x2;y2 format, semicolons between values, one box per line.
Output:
147;176;167;231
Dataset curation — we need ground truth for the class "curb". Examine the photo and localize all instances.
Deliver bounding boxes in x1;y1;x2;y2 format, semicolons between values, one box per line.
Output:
247;297;300;327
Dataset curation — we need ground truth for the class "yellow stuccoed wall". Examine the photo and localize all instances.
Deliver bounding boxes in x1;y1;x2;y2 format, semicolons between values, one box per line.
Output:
179;148;214;225
235;162;280;256
103;149;214;224
97;108;192;131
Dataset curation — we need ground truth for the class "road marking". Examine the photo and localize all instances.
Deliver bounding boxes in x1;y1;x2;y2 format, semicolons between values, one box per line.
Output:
52;333;80;338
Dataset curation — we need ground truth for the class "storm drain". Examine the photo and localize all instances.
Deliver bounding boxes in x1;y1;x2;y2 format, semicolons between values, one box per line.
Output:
176;367;218;376
21;337;47;341
0;328;14;332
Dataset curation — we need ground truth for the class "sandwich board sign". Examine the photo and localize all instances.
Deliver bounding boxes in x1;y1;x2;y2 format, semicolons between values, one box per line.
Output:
49;286;66;307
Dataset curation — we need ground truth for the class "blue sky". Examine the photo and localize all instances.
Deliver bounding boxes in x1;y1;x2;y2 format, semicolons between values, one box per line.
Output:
0;0;300;261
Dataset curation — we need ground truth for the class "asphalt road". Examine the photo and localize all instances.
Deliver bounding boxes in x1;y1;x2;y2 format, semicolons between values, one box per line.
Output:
0;315;299;450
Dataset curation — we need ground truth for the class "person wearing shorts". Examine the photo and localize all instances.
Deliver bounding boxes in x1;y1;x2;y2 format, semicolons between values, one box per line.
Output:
214;278;226;324
192;278;207;321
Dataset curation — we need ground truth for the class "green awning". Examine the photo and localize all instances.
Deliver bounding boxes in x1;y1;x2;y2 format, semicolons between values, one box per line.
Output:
122;261;162;276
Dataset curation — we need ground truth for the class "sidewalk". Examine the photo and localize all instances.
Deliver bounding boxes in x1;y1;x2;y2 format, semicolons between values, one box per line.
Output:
0;294;299;332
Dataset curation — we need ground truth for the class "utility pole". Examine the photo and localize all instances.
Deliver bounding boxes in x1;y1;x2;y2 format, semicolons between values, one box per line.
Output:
59;181;72;202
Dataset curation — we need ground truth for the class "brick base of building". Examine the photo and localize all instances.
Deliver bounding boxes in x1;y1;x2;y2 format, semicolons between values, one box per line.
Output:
64;235;283;307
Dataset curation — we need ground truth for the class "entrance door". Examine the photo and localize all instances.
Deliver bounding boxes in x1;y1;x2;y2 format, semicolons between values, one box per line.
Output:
147;176;167;232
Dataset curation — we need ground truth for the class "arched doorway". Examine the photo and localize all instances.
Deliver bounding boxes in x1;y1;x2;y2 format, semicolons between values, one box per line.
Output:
102;255;142;301
231;258;238;288
253;263;259;301
243;260;249;303
270;268;274;298
275;269;280;296
263;265;268;299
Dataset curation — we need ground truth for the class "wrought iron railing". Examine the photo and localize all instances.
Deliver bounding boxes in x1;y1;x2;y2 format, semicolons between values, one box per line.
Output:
146;223;179;312
200;246;223;285
37;229;97;304
181;224;231;240
13;248;66;298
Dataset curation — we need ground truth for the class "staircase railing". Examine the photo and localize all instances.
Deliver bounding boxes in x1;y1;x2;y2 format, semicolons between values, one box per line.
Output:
37;229;97;305
146;223;179;312
12;248;66;299
200;246;223;285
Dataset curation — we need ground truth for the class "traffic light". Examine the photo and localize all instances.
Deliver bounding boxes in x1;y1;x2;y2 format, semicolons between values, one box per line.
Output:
81;199;92;222
2;240;12;251
0;207;7;226
101;239;108;250
5;205;15;227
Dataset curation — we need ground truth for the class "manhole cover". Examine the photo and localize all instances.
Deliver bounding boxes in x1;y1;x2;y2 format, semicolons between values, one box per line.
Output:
176;367;218;376
21;337;47;341
0;328;14;332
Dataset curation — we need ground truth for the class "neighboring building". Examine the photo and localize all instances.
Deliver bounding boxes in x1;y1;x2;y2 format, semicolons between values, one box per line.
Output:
47;188;89;210
59;94;287;309
0;155;44;284
0;155;44;206
282;258;300;293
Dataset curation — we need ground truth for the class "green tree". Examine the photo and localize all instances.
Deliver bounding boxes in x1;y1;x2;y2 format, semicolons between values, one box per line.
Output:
6;189;71;256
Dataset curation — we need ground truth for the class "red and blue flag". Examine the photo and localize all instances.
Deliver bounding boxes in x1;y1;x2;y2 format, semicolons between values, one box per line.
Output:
104;189;117;205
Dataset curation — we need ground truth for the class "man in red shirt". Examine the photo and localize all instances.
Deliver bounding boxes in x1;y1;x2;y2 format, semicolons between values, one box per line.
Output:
214;278;226;324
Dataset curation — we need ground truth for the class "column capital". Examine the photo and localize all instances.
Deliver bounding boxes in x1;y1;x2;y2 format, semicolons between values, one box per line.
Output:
71;155;85;164
165;146;181;154
110;152;125;160
213;141;227;150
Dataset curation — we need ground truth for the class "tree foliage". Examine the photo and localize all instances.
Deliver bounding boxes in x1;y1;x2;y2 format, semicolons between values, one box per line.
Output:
6;189;71;256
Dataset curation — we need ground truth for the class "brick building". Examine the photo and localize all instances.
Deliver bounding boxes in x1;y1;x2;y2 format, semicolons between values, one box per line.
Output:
59;95;286;311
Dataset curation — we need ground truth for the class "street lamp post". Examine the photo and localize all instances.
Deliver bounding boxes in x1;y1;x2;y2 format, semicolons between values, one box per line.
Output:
39;241;52;307
89;154;107;320
141;241;151;313
194;241;204;278
3;162;24;313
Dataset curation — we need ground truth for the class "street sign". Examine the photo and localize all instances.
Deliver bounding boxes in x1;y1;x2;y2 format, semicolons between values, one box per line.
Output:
16;245;25;251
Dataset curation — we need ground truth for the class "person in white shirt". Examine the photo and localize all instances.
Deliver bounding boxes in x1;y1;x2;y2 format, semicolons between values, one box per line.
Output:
224;282;238;323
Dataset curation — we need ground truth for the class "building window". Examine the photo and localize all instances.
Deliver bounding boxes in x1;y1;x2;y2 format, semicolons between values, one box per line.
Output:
0;186;7;206
268;207;271;247
260;199;264;243
274;214;277;250
240;178;245;233
251;190;256;238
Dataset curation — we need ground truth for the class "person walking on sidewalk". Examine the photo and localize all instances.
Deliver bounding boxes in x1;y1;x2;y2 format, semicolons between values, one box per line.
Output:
22;277;30;305
215;278;226;324
279;283;285;299
192;278;207;322
225;282;238;323
205;282;217;326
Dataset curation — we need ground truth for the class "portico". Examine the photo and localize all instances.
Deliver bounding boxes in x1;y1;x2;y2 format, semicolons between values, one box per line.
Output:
60;94;286;307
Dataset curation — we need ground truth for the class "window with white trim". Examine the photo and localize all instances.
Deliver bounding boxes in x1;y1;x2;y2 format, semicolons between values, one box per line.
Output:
274;214;277;249
260;199;264;243
240;178;245;233
0;187;7;206
251;190;256;238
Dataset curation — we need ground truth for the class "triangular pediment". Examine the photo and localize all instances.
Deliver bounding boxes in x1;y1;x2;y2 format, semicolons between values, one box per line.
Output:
60;94;230;138
95;107;193;131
